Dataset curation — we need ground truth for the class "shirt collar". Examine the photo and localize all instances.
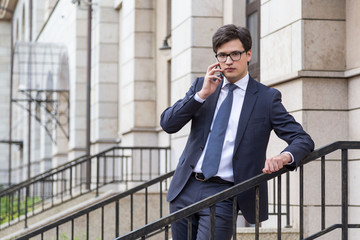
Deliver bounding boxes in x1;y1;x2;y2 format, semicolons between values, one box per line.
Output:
222;73;249;91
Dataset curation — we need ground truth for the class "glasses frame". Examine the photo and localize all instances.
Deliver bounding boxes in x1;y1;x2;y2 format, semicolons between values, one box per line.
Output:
215;50;246;63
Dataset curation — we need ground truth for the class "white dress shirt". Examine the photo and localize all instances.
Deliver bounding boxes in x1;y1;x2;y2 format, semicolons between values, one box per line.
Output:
193;74;249;182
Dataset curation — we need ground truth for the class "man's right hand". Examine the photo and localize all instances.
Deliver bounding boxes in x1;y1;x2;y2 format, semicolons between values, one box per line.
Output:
197;62;224;100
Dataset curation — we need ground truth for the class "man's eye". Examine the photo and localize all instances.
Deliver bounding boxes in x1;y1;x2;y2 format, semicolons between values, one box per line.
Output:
218;54;226;58
231;52;240;57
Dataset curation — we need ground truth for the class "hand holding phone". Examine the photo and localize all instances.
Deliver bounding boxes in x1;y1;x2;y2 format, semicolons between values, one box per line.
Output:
198;62;224;99
213;64;224;81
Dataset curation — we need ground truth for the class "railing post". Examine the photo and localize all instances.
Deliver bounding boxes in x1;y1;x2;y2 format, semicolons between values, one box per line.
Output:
255;185;260;240
321;156;326;230
232;196;237;240
286;172;291;228
277;176;282;240
341;149;348;240
300;165;304;239
96;156;100;197
209;205;216;240
187;217;193;239
25;185;29;228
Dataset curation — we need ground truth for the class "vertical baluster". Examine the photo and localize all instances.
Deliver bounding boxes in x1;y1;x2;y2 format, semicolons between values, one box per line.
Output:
277;175;282;240
112;149;115;182
209;205;216;240
140;149;143;181
145;187;148;224
10;192;13;222
299;165;304;239
158;149;161;177
86;212;89;240
160;181;163;218
187;216;193;240
70;166;73;198
286;172;290;227
61;171;64;202
104;153;107;185
255;185;260;240
149;149;152;180
273;179;276;214
17;189;21;223
71;218;74;240
341;149;348;240
96;156;100;197
165;225;169;240
32;183;36;214
232;196;238;240
131;193;134;231
115;200;120;237
321;156;326;230
25;186;29;228
101;206;104;240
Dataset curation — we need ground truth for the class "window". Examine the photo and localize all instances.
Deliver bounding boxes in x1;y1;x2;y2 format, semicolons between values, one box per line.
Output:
246;0;260;81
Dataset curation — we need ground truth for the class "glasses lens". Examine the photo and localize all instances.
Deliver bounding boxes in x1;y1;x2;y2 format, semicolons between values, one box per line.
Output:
217;53;227;63
230;51;241;61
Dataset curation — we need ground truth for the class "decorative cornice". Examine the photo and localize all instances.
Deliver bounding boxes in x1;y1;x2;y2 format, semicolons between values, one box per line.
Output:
264;67;360;87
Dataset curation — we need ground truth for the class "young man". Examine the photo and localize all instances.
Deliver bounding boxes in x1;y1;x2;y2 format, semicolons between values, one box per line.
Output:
160;24;314;239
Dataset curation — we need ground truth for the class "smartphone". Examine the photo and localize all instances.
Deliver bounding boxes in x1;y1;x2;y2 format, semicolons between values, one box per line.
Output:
214;64;224;81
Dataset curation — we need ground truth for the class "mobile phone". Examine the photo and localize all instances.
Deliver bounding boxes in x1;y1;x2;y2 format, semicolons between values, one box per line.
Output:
214;65;223;81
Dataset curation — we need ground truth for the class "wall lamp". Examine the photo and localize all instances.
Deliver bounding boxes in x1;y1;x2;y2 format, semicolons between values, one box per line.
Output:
159;34;171;50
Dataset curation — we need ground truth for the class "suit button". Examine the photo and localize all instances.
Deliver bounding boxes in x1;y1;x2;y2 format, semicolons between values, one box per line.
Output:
200;146;204;151
190;164;194;169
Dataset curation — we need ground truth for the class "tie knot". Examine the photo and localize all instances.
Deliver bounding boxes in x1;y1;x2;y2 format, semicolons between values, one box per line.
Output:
227;84;237;92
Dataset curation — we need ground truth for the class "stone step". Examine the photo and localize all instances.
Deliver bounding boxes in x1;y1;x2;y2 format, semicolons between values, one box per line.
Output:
236;227;299;240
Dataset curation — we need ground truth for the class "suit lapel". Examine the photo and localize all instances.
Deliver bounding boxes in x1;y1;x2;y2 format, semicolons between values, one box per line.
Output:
203;80;223;143
233;77;259;152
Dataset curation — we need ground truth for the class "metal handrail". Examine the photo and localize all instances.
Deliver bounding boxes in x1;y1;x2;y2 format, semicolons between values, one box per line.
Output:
15;171;175;240
0;146;171;231
12;141;360;240
115;141;360;240
0;154;88;196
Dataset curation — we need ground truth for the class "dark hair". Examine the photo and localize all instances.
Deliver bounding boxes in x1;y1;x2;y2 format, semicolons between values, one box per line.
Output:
212;24;252;53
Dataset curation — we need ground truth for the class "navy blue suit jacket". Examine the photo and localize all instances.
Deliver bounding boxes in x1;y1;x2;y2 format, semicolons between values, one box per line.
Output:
160;76;314;223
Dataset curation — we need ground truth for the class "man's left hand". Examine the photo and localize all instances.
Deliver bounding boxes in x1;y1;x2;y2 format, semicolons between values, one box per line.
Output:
262;153;292;174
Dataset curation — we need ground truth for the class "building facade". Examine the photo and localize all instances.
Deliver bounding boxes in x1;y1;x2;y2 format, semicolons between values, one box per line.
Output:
0;0;359;238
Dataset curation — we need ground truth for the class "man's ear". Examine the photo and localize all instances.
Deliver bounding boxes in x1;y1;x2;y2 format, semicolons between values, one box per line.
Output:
246;49;252;63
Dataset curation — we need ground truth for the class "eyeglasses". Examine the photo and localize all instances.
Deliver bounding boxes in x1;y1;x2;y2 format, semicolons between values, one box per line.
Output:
215;50;246;63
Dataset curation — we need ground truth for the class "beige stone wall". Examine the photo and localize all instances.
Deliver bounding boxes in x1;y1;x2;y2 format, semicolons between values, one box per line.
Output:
262;0;360;239
117;0;158;147
0;21;11;185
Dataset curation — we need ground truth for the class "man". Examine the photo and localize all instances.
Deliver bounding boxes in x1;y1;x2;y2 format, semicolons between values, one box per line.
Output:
160;24;314;239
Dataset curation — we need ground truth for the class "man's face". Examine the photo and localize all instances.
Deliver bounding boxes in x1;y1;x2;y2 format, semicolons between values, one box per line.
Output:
216;39;252;83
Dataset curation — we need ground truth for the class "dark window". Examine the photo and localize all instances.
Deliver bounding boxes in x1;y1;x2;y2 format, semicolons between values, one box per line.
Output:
246;0;260;81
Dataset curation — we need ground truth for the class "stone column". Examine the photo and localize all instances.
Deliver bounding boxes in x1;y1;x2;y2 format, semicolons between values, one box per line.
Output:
261;0;347;238
118;0;157;147
91;1;119;154
68;7;88;161
170;0;223;168
346;0;360;234
0;21;11;185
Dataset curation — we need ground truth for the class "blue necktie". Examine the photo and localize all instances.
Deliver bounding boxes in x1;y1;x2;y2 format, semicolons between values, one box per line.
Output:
201;84;237;179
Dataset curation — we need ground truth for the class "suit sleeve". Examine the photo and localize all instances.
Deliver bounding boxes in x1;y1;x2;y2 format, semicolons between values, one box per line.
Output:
270;89;314;170
160;78;204;134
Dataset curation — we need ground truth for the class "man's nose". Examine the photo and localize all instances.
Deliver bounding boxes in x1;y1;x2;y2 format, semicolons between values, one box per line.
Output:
225;55;233;64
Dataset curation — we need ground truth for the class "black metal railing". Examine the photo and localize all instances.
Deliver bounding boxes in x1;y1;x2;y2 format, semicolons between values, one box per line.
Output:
14;171;174;240
113;141;360;240
12;141;360;240
0;146;170;231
